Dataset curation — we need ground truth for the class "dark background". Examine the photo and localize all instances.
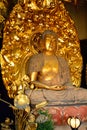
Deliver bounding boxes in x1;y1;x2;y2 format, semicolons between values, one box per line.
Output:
0;38;14;124
80;39;87;88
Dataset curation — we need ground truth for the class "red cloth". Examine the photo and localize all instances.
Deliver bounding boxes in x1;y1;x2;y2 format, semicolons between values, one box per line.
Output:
47;106;87;125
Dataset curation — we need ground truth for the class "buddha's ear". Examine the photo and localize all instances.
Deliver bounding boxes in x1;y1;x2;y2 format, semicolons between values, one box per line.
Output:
30;32;43;53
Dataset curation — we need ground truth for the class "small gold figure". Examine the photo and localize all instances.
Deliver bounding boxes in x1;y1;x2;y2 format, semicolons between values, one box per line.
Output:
1;117;13;130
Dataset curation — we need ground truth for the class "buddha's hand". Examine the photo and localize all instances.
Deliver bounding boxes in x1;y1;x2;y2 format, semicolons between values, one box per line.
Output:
31;81;49;89
31;81;66;90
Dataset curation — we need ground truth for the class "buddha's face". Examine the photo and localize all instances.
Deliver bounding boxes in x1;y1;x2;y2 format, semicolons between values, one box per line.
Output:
44;34;57;52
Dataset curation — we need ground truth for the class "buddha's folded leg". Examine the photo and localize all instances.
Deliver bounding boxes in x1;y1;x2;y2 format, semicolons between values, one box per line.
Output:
25;87;87;106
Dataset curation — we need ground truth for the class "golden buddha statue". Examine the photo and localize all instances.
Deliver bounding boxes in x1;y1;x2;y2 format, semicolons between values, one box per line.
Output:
1;0;82;98
24;30;87;107
26;30;72;90
2;0;87;128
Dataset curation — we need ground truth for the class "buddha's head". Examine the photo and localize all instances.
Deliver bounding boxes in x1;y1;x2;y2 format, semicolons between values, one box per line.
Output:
42;30;58;53
30;30;58;53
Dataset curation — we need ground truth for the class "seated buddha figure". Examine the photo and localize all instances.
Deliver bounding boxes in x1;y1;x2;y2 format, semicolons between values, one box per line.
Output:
25;30;87;106
26;30;72;90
